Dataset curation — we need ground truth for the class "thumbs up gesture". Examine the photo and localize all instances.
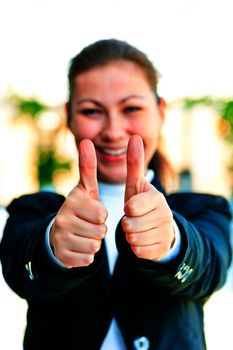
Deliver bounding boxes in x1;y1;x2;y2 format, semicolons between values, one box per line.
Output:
123;135;175;261
50;139;108;268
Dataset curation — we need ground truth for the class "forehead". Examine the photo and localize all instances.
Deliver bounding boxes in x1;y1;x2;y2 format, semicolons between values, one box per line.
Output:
73;60;152;96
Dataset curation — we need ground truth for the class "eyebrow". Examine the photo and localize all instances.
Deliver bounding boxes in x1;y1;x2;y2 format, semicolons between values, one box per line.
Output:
76;95;145;106
75;99;102;106
120;94;145;103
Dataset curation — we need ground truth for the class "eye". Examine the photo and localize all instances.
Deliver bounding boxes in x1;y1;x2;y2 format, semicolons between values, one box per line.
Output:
80;108;102;116
124;106;142;113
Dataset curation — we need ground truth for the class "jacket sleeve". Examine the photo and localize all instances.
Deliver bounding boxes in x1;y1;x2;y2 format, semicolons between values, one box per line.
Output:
0;192;106;300
116;192;232;299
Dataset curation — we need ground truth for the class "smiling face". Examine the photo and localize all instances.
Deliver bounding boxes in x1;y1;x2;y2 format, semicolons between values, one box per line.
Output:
69;60;165;183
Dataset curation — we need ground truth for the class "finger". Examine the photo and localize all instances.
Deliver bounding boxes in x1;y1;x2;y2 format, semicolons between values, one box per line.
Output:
70;217;107;239
131;243;169;261
122;209;159;232
123;200;171;231
125;224;173;246
125;135;147;202
55;213;107;239
62;235;102;255
56;250;95;268
78;139;99;200
126;228;159;246
66;191;107;224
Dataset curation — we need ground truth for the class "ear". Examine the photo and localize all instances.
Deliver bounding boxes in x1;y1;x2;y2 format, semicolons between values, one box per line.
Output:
65;102;69;114
157;97;166;125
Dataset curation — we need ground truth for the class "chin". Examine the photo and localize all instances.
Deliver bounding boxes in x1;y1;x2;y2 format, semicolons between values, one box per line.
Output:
97;169;127;184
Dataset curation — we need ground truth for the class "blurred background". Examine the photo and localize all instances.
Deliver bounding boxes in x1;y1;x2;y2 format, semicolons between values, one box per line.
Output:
0;0;233;349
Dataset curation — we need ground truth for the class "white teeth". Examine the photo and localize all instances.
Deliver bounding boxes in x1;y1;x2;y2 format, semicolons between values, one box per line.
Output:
102;148;126;156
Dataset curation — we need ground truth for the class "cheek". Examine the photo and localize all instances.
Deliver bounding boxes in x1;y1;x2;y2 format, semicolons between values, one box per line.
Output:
129;119;148;135
130;117;161;140
70;118;102;140
130;118;161;161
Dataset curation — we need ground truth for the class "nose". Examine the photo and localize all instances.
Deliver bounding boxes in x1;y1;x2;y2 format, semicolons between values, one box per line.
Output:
101;114;127;141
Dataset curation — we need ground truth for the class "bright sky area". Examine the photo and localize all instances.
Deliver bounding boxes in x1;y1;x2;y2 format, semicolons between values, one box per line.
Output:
0;0;232;106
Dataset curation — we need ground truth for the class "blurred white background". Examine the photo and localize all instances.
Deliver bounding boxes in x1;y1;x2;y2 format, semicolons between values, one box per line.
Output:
0;0;233;349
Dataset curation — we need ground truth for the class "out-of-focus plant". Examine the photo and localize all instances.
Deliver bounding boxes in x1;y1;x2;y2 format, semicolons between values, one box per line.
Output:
10;95;48;119
38;148;71;188
180;96;233;191
181;96;233;142
8;93;71;189
183;96;233;141
221;101;233;143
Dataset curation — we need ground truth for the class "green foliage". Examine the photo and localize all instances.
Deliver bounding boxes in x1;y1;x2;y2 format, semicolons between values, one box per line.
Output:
221;101;233;143
10;94;48;119
38;149;71;188
181;96;233;191
9;92;72;188
221;101;233;123
182;96;233;143
17;98;47;119
182;96;225;112
183;96;216;110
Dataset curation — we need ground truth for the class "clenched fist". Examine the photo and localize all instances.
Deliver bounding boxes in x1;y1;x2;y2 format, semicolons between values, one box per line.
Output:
50;139;108;268
122;135;175;261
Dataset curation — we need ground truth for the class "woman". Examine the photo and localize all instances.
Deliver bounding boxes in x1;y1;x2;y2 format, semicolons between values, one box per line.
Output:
0;39;232;350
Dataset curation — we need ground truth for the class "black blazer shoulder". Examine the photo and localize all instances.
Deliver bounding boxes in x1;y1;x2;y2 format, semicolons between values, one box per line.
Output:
167;191;232;220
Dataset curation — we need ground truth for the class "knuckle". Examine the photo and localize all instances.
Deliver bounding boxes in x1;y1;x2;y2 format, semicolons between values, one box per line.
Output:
95;224;107;239
131;245;144;259
89;240;101;254
126;233;136;245
65;195;75;210
102;223;108;235
53;227;69;246
95;206;107;223
55;215;67;230
83;254;94;266
125;201;139;216
122;217;130;231
55;249;68;264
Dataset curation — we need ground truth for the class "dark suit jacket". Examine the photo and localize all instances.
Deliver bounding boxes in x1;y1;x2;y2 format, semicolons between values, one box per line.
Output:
0;176;232;350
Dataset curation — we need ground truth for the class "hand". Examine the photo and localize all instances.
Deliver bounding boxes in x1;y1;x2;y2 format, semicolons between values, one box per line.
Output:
122;135;175;261
50;139;108;268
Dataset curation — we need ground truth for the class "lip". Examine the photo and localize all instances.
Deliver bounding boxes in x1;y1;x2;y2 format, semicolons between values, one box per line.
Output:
95;146;127;162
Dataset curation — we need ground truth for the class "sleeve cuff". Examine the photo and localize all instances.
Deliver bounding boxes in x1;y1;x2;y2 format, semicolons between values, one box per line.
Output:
45;217;68;269
155;219;181;263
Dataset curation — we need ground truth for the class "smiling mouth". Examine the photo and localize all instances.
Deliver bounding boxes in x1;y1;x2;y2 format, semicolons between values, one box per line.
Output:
102;148;126;155
96;147;127;156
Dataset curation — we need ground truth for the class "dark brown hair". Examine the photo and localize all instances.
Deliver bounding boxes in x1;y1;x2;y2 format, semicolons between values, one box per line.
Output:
67;38;175;189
